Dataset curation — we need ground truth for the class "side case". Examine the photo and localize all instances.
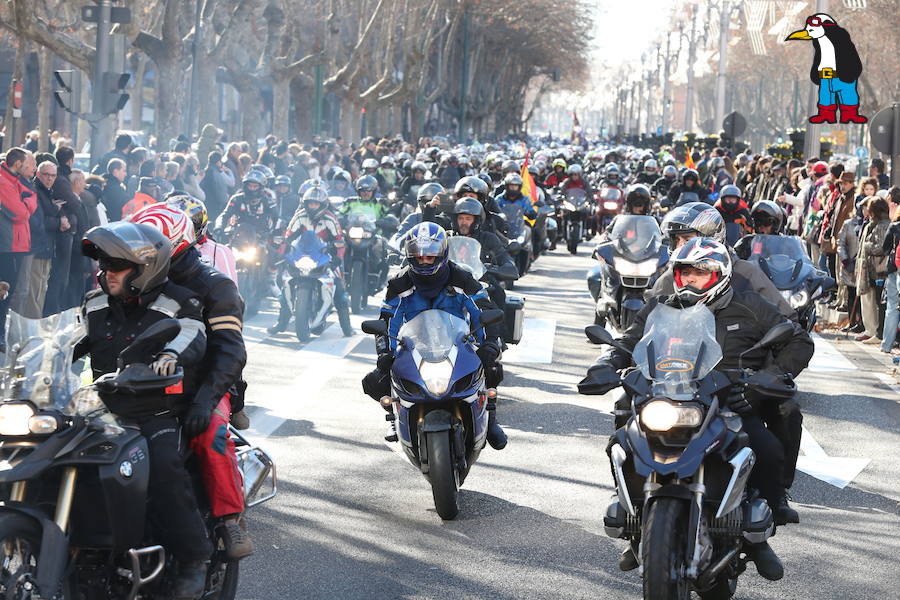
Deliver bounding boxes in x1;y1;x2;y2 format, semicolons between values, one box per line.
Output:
503;293;526;345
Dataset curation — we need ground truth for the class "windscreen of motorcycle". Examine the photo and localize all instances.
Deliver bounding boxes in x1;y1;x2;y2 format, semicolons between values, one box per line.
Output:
609;215;662;262
632;303;723;400
501;204;526;238
346;212;377;241
747;235;822;289
397;310;469;363
565;188;588;207
448;236;485;281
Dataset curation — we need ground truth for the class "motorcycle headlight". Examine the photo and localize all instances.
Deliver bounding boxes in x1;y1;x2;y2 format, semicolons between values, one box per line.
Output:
234;246;258;262
27;415;59;435
0;403;36;436
516;234;526;244
563;201;576;211
789;289;809;309
419;360;453;396
295;256;318;274
603;201;619;210
348;226;371;240
640;400;703;432
613;257;658;277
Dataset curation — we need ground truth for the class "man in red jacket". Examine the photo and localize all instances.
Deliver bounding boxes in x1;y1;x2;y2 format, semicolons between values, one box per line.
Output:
0;147;38;349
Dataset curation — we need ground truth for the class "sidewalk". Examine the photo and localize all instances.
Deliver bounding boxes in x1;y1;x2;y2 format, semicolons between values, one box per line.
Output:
816;304;900;381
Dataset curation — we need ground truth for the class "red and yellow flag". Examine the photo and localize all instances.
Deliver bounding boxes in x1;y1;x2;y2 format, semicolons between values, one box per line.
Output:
521;150;537;205
684;147;696;170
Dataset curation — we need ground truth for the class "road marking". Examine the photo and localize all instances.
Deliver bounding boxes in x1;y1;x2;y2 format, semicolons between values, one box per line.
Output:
797;425;870;489
503;318;556;364
808;334;857;372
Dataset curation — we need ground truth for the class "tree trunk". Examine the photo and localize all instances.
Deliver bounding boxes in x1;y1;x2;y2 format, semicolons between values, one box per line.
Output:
196;58;219;132
272;74;291;138
130;54;146;131
291;78;312;142
37;47;52;152
237;82;265;148
154;53;184;150
3;39;26;149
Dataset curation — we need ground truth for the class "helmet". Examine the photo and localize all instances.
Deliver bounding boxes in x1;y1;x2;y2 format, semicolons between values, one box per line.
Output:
719;184;742;200
416;182;445;207
362;158;379;171
644;159;658;173
165;193;209;239
404;222;449;277
625;184;651;210
681;168;699;183
710;157;725;170
605;163;620;176
130;202;196;257
251;165;274;184
476;173;494;196
504;173;523;188
411;160;427;174
332;169;352;186
454;176;489;203
501;159;518;173
355;174;378;194
453;197;485;233
242;170;266;188
661;202;726;244
552;158;567;170
302;186;330;220
81;221;170;297
751;200;784;233
662;165;678;178
274;175;291;188
397;152;411;162
567;164;583;176
671;237;733;307
380;156;394;167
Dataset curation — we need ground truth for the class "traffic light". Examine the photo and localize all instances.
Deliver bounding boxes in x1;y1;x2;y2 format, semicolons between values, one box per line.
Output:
53;70;76;113
100;72;130;114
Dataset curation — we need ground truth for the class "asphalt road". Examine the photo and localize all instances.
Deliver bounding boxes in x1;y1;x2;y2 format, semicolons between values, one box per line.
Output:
235;241;900;600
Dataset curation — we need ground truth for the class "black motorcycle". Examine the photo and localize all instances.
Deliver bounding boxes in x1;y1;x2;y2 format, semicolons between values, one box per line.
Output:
502;204;533;281
587;215;669;331
343;213;396;314
744;235;836;331
559;188;592;254
580;304;796;600
227;223;269;319
0;310;276;599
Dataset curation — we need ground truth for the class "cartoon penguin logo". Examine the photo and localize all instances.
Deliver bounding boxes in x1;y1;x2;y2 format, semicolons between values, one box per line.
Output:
786;13;866;124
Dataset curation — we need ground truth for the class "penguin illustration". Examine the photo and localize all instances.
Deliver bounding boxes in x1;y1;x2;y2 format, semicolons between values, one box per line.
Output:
786;13;866;124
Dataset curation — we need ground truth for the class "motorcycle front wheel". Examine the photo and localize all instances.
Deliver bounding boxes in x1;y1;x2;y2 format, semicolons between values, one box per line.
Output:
0;512;72;598
642;498;691;600
350;261;366;315
426;432;459;520
294;286;313;342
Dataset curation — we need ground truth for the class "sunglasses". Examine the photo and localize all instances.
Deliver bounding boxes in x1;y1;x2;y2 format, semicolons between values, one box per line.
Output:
99;257;137;272
805;16;834;27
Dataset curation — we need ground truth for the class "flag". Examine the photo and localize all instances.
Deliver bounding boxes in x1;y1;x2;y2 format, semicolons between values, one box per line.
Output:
520;150;537;206
684;147;696;170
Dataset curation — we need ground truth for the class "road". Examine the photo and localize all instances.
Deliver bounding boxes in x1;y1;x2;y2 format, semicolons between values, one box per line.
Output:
235;242;900;600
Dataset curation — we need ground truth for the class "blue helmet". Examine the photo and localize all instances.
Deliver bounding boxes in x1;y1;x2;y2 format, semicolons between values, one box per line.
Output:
404;222;449;276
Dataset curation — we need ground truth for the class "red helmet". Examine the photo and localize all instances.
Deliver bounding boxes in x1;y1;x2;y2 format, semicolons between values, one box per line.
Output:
129;202;196;257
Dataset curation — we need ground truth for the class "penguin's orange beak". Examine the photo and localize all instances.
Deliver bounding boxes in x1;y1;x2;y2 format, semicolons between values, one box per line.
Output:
786;29;812;41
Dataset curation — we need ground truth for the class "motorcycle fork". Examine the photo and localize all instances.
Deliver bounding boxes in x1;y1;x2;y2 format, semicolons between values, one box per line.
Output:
685;464;706;579
53;467;78;533
10;481;27;502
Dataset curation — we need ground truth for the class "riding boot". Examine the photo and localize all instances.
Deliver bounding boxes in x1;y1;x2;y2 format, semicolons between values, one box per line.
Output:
485;394;507;450
618;546;639;571
747;542;784;581
173;560;209;600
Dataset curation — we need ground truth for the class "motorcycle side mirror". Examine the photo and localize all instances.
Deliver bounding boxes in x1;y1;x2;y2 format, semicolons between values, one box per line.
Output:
822;275;837;292
584;325;632;355
480;309;504;327
118;318;181;369
361;319;388;336
738;321;794;370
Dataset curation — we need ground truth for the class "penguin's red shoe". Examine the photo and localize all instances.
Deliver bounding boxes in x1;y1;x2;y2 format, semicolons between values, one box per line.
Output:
809;104;838;124
839;104;868;124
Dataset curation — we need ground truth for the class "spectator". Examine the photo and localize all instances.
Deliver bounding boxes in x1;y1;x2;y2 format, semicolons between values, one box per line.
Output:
121;177;160;218
880;187;900;352
93;132;133;175
82;173;108;226
102;158;129;221
181;155;206;201
24;131;39;152
200;151;234;220
125;147;149;197
0;148;38;345
197;124;221;169
855;196;891;343
225;142;244;191
837;195;862;319
33;161;70;316
238;153;253;177
272;142;290;175
53;146;91;309
869;158;890;190
9;152;45;319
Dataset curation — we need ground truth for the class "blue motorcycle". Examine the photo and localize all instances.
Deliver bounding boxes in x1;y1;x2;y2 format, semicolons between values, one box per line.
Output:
282;231;337;341
362;308;504;520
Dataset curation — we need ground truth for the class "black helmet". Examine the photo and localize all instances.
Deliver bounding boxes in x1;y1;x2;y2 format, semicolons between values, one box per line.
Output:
625;184;651;211
82;221;170;298
504;173;523;189
355;175;378;194
274;175;291;188
750;200;784;233
681;168;699;184
476;173;494;196
242;170;266;187
453;197;484;234
416;182;445;207
454;176;489;204
661;202;726;245
302;186;330;220
719;184;742;200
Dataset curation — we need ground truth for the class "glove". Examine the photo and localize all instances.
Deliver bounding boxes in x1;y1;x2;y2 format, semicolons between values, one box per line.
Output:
477;343;500;367
577;360;620;395
182;402;213;439
376;352;395;372
150;352;178;376
726;384;754;416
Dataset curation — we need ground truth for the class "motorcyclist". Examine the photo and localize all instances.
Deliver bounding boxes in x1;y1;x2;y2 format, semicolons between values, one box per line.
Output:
580;236;814;581
651;164;679;199
561;163;591;195
714;184;753;244
75;221;213;599
664;168;710;208
270;186;354;336
361;222;507;449
454;175;508;237
601;163;623;188
327;169;354;199
603;184;652;235
273;175;299;230
340;174;390;283
543;158;568;188
633;158;658;186
733;200;786;261
218;170;278;235
495;173;537;219
398;160;428;208
130;203;253;560
394;182;452;242
377;156;399;193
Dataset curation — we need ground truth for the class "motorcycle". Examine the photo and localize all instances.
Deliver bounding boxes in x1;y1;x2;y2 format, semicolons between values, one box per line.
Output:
344;213;393;314
587;215;668;331
744;235;836;331
227;224;268;319
282;230;338;342
596;186;624;232
501;204;533;280
582;305;796;600
559;188;592;255
361;308;504;520
0;310;275;599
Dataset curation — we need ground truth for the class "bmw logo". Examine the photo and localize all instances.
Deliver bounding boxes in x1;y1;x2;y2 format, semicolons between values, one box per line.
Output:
119;461;134;478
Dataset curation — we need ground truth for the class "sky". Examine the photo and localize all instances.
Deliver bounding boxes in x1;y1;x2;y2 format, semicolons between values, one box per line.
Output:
591;0;675;66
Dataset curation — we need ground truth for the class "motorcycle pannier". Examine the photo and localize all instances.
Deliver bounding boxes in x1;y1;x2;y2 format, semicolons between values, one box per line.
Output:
503;293;526;345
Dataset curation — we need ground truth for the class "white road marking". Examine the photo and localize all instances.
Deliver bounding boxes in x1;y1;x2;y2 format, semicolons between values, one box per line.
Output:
797;425;871;489
502;318;557;364
808;334;857;372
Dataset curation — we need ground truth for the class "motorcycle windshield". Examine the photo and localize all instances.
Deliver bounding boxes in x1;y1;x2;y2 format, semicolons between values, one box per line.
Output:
502;205;526;238
632;303;723;399
398;310;469;362
679;191;700;204
347;209;379;224
448;236;485;281
287;230;330;265
609;215;662;261
746;235;809;261
2;309;83;411
565;189;587;207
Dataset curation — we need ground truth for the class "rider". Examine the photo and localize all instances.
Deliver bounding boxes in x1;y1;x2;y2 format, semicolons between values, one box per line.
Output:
327;169;354;199
543;158;568;188
603;184;652;234
130;203;253;561
580;237;814;581
273;174;300;230
714;184;753;242
218;170;278;234
398;160;428;208
495;173;537;219
733;200;786;261
664;168;710;208
454;175;507;237
75;221;213;599
340;174;390;282
362;222;507;449
601;163;623;188
270;186;355;336
633;158;658;186
166;194;238;285
652;164;679;200
395;182;452;241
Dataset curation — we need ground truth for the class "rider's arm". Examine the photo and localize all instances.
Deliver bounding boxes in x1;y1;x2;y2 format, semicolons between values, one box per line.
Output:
605;297;658;370
747;293;814;377
483;232;518;280
162;291;208;367
194;276;247;412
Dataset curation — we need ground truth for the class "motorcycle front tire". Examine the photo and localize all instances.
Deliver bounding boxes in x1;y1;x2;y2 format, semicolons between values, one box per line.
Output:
350;261;366;315
427;432;460;520
642;498;691;600
0;512;73;598
294;286;313;342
